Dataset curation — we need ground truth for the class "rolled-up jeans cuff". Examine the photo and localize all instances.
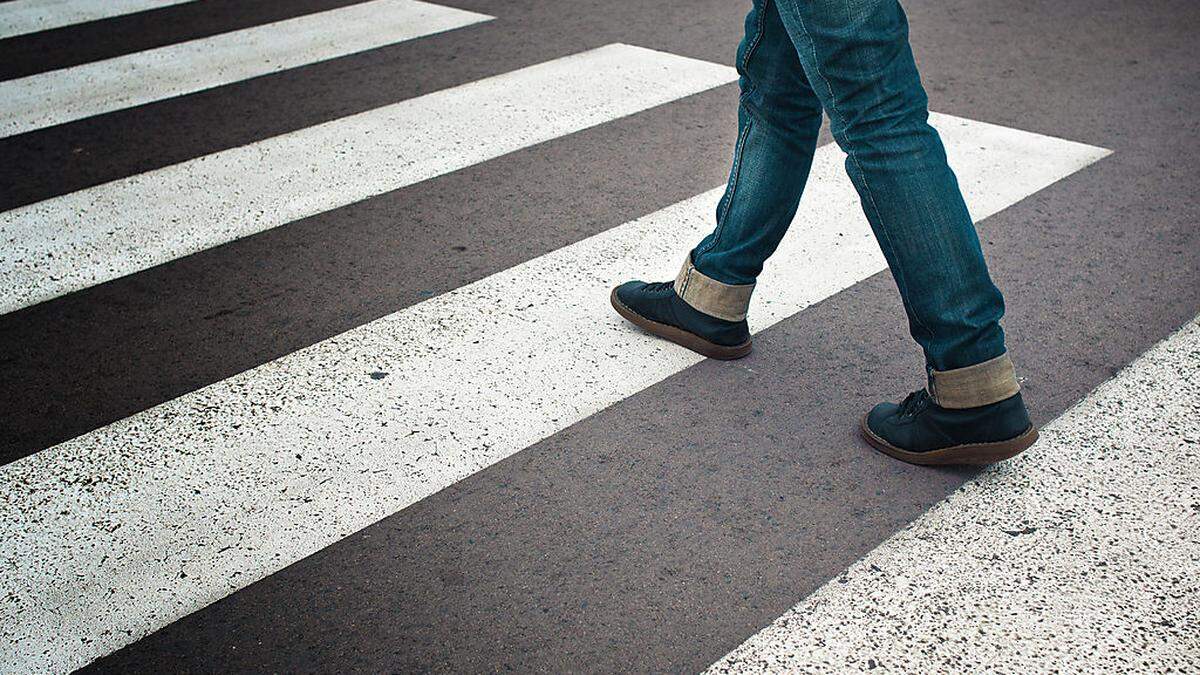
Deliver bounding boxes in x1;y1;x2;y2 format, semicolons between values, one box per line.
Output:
928;353;1021;409
673;255;754;322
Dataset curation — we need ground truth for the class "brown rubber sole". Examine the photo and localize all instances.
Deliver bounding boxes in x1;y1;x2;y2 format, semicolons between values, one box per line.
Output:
860;414;1039;466
610;288;751;360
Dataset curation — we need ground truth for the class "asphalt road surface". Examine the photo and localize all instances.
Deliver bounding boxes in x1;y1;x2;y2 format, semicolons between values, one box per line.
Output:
1;0;1197;672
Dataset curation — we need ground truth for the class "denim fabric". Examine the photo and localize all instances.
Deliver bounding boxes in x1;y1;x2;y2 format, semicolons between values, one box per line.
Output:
690;0;1008;372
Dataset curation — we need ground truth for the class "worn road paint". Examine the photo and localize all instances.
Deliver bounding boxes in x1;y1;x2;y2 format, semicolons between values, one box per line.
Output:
0;0;492;138
707;317;1200;673
0;114;1108;672
0;44;737;314
0;0;195;39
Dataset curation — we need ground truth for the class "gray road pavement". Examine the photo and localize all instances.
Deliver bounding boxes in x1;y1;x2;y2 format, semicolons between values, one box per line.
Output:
0;0;1196;671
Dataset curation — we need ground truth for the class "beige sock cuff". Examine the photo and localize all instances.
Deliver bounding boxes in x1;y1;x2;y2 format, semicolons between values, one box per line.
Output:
928;353;1021;409
673;255;755;322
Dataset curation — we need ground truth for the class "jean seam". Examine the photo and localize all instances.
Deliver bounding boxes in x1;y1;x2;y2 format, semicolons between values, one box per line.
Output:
696;0;769;268
740;0;770;73
697;117;754;262
784;0;937;349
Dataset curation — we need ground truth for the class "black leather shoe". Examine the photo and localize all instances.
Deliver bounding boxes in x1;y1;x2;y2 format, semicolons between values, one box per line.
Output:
861;389;1038;465
611;280;751;359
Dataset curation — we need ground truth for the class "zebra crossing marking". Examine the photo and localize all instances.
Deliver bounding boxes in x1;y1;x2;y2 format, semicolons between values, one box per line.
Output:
0;0;195;39
706;317;1200;673
0;0;493;138
0;43;738;315
0;113;1108;673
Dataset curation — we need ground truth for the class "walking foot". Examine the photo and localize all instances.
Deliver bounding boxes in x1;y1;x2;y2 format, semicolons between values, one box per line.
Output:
610;281;751;360
861;389;1038;465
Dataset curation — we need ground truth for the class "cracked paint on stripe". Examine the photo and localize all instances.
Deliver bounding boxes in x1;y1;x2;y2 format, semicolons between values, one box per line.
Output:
0;114;1107;672
707;317;1200;673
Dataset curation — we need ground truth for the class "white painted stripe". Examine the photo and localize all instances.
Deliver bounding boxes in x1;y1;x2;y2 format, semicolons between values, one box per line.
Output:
705;316;1200;673
0;43;737;314
0;115;1108;672
0;0;194;39
0;0;493;138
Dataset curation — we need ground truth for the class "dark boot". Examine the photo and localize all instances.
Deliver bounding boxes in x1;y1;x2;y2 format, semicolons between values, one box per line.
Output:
860;389;1038;465
612;254;756;359
610;281;751;360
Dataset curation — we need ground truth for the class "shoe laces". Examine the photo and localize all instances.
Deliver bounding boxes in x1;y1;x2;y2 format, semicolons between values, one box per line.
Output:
644;280;674;293
899;389;932;418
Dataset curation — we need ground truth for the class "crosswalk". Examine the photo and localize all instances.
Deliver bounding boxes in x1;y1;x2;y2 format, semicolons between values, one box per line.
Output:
0;44;734;314
0;0;492;138
0;0;194;39
0;1;1193;672
0;114;1109;669
707;319;1200;672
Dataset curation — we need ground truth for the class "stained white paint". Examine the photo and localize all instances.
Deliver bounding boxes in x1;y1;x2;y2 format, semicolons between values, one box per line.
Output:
706;316;1200;674
0;115;1108;672
0;0;195;39
0;44;737;314
0;0;493;138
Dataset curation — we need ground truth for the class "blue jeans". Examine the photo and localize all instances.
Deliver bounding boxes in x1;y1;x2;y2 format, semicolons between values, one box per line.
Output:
690;0;1008;373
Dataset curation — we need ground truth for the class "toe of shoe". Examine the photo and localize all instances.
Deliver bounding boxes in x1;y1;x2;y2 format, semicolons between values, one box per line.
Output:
614;281;656;314
613;280;645;302
866;402;899;433
865;402;915;450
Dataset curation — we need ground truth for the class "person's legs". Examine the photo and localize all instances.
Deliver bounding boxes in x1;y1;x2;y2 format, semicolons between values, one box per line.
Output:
768;0;1034;463
688;0;823;288
771;0;1004;373
612;0;1036;463
611;0;821;359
